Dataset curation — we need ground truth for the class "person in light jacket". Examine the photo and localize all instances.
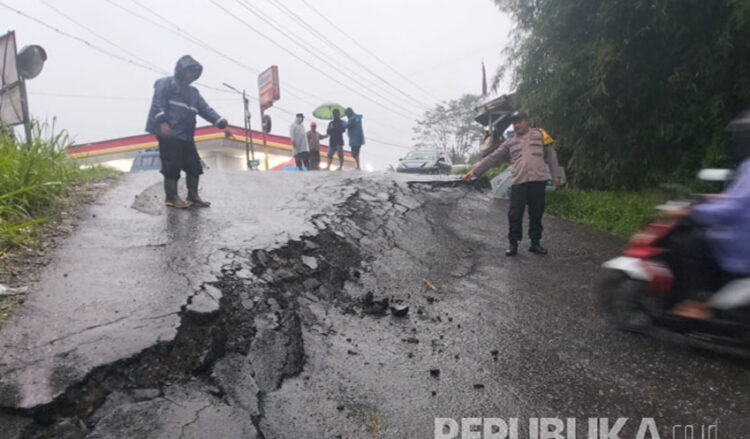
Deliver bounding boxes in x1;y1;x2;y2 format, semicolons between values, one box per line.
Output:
672;107;750;319
290;113;310;170
307;121;328;171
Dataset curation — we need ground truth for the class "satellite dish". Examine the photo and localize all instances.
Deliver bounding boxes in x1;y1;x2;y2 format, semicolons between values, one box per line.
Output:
17;45;47;80
262;114;272;133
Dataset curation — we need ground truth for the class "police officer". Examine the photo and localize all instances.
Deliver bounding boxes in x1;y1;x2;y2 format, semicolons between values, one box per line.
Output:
463;111;561;256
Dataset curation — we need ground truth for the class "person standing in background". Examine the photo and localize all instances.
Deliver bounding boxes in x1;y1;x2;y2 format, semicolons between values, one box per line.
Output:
290;113;310;171
326;109;346;170
307;121;328;171
344;107;365;170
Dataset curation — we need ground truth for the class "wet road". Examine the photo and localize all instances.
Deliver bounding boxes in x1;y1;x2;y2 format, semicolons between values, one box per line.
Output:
0;171;748;438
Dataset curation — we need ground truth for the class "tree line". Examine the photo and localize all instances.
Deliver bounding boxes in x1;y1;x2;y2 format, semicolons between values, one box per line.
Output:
492;0;750;189
413;1;750;189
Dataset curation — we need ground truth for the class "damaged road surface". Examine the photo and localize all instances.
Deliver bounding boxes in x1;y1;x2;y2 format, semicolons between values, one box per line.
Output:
2;172;750;438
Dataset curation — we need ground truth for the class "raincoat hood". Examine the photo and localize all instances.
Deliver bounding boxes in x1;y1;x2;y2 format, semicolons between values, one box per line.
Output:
174;55;203;84
145;55;227;141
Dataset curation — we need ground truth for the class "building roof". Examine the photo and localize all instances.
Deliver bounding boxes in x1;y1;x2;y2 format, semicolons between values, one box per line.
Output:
67;125;354;163
474;94;515;129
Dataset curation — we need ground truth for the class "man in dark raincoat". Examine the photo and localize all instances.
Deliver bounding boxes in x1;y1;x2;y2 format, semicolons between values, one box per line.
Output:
146;55;230;208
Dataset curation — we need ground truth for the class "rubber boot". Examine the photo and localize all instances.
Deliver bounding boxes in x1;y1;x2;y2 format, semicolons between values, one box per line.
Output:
505;241;518;257
529;241;548;255
164;178;189;209
186;174;211;207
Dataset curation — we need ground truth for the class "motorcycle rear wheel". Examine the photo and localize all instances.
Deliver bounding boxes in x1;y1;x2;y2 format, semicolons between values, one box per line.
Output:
599;271;654;333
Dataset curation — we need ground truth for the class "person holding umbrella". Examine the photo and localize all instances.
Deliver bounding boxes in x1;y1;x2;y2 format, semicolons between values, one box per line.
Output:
312;103;347;171
326;108;346;171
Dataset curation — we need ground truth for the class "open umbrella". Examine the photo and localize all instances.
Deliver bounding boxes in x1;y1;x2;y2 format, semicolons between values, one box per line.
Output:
312;103;346;120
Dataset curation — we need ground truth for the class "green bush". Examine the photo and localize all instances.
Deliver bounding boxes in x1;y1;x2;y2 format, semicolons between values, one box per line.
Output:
545;188;670;238
0;124;112;250
493;0;750;190
450;164;472;175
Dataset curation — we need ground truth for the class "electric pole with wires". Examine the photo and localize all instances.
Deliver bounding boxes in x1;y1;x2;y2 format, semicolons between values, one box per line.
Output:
222;82;257;170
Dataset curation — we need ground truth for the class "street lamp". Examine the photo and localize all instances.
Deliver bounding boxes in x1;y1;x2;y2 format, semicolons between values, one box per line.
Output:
17;44;47;143
222;82;256;170
0;31;46;143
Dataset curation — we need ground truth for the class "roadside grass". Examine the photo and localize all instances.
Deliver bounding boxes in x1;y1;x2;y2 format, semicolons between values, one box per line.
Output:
545;188;670;238
450;163;510;178
0;124;114;252
453;156;674;238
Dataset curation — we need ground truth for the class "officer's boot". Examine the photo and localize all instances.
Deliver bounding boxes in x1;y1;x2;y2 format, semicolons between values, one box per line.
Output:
529;240;548;255
505;241;518;257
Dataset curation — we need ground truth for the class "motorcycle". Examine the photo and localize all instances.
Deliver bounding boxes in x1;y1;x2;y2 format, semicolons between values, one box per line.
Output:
598;169;750;348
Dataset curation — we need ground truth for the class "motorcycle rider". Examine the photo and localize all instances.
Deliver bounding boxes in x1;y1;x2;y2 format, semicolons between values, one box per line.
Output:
672;107;750;319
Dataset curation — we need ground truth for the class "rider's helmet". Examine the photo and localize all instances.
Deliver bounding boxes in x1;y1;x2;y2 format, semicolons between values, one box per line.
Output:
728;108;750;162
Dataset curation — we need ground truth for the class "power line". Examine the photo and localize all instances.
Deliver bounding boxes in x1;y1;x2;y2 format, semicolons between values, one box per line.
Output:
258;0;428;111
297;0;443;103
29;92;148;101
211;0;417;122
8;1;412;147
3;1;264;130
28;91;237;102
111;0;416;134
90;1;263;100
233;0;419;119
127;0;329;109
367;137;413;150
235;0;425;116
0;1;163;75
39;0;169;75
2;1;244;104
407;44;500;77
265;0;431;110
105;0;252;72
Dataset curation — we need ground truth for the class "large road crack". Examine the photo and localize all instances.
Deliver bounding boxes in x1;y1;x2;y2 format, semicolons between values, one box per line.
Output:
2;179;486;438
26;316;130;349
178;403;212;439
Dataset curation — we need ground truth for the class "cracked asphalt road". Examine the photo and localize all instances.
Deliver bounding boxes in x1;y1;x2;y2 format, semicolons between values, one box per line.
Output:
1;171;749;438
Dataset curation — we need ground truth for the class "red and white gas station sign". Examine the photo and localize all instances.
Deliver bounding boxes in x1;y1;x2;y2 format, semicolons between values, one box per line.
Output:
258;65;280;110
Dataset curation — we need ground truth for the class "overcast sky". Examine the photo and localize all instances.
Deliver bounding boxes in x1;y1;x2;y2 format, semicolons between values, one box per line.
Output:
4;0;514;169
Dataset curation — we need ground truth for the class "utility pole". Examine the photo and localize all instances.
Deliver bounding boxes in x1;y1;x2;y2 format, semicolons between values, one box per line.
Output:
260;106;269;171
223;83;256;170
